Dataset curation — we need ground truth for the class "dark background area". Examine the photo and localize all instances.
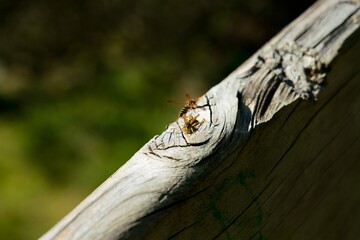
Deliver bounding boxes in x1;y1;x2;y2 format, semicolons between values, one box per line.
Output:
0;0;315;238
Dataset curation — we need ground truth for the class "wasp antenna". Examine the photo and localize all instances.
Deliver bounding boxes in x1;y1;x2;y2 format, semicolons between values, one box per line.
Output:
167;99;184;105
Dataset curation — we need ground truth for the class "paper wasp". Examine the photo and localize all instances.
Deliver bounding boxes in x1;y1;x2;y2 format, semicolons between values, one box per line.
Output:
168;94;205;136
182;114;204;136
168;94;199;117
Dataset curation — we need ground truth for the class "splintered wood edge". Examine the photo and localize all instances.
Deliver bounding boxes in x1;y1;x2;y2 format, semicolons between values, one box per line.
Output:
40;1;359;239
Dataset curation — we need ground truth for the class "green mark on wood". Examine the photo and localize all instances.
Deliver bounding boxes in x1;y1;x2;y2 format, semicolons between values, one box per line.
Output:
190;168;264;239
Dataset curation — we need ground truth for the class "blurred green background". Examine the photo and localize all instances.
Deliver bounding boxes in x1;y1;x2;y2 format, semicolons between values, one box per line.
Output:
0;0;315;239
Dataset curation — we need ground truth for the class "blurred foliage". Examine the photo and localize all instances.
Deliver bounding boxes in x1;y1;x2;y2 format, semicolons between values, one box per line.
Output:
0;0;315;239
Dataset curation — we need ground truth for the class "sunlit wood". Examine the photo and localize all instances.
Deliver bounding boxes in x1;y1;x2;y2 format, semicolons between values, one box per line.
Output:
41;0;360;239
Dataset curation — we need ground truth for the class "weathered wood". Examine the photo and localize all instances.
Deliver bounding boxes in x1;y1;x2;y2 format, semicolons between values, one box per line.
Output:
41;0;360;239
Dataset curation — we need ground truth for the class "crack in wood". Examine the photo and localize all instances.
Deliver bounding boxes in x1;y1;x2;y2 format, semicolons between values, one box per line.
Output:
40;1;360;239
265;67;356;180
287;135;360;239
211;180;272;240
243;42;329;128
255;123;349;238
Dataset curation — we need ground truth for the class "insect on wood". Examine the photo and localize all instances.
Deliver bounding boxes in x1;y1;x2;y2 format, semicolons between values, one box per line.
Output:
168;94;199;117
182;114;205;136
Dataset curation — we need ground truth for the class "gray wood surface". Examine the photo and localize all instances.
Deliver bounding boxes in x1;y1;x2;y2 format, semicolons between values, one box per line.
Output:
41;0;360;239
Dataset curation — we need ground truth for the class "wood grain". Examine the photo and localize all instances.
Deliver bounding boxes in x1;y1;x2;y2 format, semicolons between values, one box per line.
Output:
41;0;360;239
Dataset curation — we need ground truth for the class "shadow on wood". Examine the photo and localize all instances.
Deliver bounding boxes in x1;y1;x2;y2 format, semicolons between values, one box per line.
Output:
41;0;360;239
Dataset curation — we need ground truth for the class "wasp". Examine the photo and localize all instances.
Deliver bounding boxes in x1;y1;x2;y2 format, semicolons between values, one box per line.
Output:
182;114;205;136
168;94;199;117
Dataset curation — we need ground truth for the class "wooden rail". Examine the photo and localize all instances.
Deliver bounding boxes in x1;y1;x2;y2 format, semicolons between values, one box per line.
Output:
41;0;360;239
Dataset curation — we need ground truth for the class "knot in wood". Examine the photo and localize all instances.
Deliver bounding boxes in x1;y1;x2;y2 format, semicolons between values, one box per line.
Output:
259;42;328;100
146;95;216;162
